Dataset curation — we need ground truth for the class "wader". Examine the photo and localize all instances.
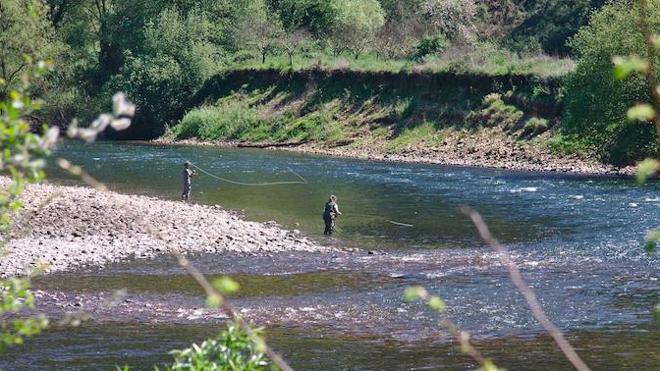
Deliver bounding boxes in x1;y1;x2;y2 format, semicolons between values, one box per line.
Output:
323;201;338;235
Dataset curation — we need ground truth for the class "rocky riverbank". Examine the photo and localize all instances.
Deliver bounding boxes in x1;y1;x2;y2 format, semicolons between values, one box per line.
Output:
0;180;328;277
154;127;633;176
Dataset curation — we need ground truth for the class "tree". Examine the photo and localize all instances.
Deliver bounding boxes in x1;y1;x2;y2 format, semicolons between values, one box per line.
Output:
107;7;226;138
329;0;385;59
511;0;607;55
281;29;310;68
419;0;477;45
238;0;285;64
562;0;660;164
0;0;60;98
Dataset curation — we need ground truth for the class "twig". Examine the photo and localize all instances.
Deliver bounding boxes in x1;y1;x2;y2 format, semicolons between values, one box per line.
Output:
440;319;488;367
461;206;591;371
57;158;295;371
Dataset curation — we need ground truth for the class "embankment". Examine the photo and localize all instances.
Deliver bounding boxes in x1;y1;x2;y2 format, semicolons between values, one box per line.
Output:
0;179;327;277
158;68;630;174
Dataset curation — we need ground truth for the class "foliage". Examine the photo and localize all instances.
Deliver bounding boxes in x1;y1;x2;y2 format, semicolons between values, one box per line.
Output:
0;0;61;97
466;93;523;129
511;0;606;54
419;0;477;44
520;117;549;138
412;34;449;61
562;0;660;164
328;0;385;58
163;321;269;371
0;278;49;353
105;7;226;138
239;0;285;64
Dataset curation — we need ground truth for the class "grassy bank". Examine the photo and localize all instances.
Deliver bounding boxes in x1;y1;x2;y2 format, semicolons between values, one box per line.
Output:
164;68;563;154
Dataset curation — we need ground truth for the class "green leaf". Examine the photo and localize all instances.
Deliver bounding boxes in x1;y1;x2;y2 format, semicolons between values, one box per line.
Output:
612;55;648;79
627;104;655;122
212;277;240;295
403;286;427;303
206;294;222;308
635;158;659;184
645;230;660;253
427;296;446;312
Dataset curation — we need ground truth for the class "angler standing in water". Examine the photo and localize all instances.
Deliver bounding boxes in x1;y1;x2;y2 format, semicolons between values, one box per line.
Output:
181;161;198;201
323;194;342;235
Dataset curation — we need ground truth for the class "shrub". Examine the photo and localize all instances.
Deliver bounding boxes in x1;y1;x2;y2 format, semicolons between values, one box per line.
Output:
412;34;449;61
465;93;523;129
562;0;660;164
520;117;549;138
164;322;269;371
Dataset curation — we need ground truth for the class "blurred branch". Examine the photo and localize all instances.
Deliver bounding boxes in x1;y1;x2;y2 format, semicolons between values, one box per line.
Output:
638;0;660;151
461;207;590;371
57;158;294;371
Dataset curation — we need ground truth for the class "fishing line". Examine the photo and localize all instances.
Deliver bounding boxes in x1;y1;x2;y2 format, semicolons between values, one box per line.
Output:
344;212;414;228
192;163;308;186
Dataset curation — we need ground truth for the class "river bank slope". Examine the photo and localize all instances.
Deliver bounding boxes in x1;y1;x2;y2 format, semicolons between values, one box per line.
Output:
158;69;631;175
0;179;327;277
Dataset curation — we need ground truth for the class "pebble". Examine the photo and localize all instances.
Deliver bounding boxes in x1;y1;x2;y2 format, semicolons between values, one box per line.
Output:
1;179;331;277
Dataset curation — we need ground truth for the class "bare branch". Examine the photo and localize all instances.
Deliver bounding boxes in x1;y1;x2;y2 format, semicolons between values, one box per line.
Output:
57;157;295;371
461;206;591;371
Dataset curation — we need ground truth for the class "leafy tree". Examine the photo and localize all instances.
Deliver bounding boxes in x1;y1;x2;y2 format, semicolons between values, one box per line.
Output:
281;29;310;68
511;0;607;55
328;0;385;59
419;0;477;45
238;0;285;64
0;0;60;98
562;0;660;164
106;8;226;138
272;0;339;37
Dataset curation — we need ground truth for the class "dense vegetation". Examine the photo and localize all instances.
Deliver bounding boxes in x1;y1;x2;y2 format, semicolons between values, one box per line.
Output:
1;0;658;163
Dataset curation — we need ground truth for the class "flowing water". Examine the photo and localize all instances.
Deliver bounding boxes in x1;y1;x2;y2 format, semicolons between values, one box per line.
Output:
2;141;659;370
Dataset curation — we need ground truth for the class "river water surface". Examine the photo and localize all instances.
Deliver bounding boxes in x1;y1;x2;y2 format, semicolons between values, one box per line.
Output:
2;141;658;370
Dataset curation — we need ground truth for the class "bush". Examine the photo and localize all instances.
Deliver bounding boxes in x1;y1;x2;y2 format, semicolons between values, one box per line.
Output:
412;34;449;61
466;93;523;129
164;322;269;371
172;102;264;141
562;0;659;164
520;117;549;138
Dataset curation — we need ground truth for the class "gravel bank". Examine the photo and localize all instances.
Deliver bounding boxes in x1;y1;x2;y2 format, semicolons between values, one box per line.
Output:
154;128;633;176
1;180;327;277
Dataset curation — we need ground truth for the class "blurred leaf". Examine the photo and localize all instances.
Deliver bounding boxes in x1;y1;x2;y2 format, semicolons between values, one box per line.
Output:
635;158;659;184
427;296;446;312
627;104;655;122
645;230;660;253
212;277;240;295
612;55;648;79
206;294;222;308
403;286;427;303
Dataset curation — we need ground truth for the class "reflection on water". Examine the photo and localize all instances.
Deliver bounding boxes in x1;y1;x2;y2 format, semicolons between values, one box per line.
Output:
10;141;656;369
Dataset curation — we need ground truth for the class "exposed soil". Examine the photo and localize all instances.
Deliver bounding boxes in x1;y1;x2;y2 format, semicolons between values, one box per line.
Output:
154;127;633;176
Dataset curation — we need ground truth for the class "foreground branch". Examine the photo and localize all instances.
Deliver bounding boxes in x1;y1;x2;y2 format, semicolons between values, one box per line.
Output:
58;158;294;371
461;207;590;371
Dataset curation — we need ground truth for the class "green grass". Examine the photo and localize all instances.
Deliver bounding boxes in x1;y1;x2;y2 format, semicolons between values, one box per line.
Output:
226;48;574;78
386;122;446;153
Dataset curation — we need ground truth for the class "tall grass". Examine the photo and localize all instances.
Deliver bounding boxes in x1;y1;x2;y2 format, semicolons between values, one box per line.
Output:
227;45;574;78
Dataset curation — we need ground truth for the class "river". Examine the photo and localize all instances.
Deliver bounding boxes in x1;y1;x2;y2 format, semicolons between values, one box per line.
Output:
1;141;658;370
